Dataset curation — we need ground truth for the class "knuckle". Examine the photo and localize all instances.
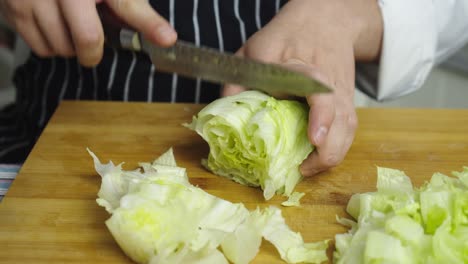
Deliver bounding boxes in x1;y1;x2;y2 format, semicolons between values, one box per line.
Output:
336;105;358;130
321;153;342;168
75;31;101;50
244;37;282;63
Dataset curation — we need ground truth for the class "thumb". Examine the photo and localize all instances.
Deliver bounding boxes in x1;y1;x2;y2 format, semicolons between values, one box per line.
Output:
274;58;335;148
280;59;336;147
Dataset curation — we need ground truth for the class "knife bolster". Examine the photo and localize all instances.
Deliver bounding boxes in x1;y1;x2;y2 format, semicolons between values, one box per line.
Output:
120;29;142;51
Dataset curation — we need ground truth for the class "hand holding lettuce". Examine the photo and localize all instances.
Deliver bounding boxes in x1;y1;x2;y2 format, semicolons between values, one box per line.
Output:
185;91;313;200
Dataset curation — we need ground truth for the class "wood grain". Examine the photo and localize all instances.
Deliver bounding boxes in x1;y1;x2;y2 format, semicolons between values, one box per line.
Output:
1;101;467;263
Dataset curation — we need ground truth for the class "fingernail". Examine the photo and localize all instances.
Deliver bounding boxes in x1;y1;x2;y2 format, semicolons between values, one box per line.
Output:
314;126;327;145
156;25;176;44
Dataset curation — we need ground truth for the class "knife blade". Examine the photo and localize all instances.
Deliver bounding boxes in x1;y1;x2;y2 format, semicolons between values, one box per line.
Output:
99;6;332;97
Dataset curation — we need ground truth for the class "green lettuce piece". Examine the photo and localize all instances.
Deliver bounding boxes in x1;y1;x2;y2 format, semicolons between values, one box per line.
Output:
452;166;468;188
364;231;414;264
185;90;313;200
281;192;306;207
261;206;329;263
89;148;328;264
432;221;468;264
376;167;413;195
384;215;425;247
334;166;468;264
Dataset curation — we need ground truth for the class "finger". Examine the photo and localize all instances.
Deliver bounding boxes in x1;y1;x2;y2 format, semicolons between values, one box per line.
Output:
300;110;352;176
294;64;335;147
280;60;336;146
105;0;177;47
16;19;53;57
307;94;335;146
60;0;104;66
34;0;75;57
222;84;247;97
221;47;247;97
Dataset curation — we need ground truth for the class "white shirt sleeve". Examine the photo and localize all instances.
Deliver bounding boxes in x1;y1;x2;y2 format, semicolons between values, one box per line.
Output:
356;0;468;101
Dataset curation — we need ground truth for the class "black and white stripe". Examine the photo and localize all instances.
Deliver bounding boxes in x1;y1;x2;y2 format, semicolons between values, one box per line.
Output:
169;0;178;103
255;0;262;30
123;51;137;102
0;0;287;163
107;48;118;100
75;60;83;100
58;59;70;102
147;64;156;102
193;0;202;103
38;58;56;127
234;0;247;43
214;0;224;52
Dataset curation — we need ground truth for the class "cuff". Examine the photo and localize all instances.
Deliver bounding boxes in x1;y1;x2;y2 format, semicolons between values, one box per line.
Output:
357;0;437;101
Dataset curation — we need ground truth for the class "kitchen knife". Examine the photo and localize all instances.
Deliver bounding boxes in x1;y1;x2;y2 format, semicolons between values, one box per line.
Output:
98;5;332;97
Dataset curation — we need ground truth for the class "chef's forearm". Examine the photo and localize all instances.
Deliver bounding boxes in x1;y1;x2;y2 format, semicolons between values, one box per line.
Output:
349;0;384;62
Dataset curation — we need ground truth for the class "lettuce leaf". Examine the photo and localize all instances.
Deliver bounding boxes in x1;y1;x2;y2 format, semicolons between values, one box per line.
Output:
89;148;328;264
334;166;468;264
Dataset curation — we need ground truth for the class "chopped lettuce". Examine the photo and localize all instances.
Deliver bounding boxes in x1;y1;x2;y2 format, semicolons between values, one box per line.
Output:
334;167;468;264
185;90;313;201
281;192;306;207
89;148;328;264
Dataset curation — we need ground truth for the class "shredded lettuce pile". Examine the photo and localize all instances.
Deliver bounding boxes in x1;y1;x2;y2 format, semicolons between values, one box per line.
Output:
334;166;468;264
89;148;329;264
185;91;313;201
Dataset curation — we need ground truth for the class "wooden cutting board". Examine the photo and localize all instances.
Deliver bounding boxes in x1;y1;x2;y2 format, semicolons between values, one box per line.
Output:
0;101;467;263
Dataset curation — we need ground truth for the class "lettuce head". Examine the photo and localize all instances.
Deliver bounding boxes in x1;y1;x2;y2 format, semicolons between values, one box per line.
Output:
185;91;313;200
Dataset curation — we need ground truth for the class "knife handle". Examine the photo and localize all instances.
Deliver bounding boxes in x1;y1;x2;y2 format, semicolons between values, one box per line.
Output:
97;4;142;51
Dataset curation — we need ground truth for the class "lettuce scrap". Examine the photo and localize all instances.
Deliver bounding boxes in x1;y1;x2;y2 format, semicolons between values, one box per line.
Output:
89;148;328;264
281;192;306;207
185;91;313;201
334;166;468;264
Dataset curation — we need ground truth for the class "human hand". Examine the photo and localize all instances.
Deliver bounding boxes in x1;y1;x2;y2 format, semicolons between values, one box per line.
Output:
0;0;177;67
223;0;382;176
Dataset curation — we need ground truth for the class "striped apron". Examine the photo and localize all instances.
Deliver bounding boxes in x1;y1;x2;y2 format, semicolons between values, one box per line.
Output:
0;0;287;163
